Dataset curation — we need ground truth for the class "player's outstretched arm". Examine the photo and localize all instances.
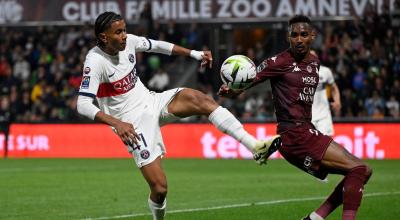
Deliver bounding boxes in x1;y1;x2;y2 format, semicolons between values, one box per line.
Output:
140;36;212;68
217;84;243;99
171;45;213;68
330;82;341;114
217;77;264;99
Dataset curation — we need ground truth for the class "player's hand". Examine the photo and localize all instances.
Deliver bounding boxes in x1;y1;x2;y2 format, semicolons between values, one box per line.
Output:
330;101;341;114
217;84;243;99
114;121;140;147
201;51;213;68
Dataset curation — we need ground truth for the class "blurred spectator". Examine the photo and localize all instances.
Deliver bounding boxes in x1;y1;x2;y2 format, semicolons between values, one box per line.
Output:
0;96;10;124
31;80;45;103
352;66;367;91
13;55;30;81
365;91;385;116
372;107;385;119
138;2;153;35
0;55;11;79
254;41;265;64
391;79;400;100
148;68;170;92
386;95;399;117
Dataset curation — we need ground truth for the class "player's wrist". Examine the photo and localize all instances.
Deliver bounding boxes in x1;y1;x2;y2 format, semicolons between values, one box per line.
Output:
190;50;204;60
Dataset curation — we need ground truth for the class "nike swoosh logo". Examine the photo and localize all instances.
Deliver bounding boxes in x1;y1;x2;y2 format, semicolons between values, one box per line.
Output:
108;72;116;78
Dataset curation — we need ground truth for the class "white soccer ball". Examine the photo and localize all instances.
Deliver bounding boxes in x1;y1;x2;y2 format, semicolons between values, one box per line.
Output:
220;55;256;90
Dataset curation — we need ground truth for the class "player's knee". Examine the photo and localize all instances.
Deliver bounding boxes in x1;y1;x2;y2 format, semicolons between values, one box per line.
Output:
349;165;372;184
151;182;168;198
188;90;217;113
364;165;373;184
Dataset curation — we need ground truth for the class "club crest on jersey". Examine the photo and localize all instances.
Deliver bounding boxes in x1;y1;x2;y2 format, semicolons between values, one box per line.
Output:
128;54;135;63
81;76;90;89
307;65;312;73
140;149;150;159
83;67;91;74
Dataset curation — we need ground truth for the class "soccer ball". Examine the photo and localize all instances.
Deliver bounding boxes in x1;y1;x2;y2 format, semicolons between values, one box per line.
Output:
220;55;256;90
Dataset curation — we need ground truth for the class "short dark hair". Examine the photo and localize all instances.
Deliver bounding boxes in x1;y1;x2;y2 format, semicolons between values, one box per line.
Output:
94;11;123;44
288;15;312;26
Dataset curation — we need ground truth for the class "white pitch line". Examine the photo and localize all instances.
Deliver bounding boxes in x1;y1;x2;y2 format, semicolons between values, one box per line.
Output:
0;167;54;172
82;191;400;220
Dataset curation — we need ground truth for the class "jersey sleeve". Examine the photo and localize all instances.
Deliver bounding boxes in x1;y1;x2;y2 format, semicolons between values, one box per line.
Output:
325;67;335;85
78;55;103;98
255;56;285;81
127;34;152;52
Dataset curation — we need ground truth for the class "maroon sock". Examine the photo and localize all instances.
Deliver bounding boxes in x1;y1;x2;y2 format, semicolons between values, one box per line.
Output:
343;210;357;220
316;179;345;218
342;165;371;220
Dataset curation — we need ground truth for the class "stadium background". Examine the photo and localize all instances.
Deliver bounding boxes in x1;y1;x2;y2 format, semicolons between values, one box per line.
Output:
0;0;400;219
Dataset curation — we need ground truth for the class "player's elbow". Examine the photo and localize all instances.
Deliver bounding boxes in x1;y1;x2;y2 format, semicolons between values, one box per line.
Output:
77;95;99;120
148;39;174;55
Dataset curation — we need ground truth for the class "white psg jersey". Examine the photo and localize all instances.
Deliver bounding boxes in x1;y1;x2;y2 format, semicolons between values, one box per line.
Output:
312;65;335;120
78;34;153;119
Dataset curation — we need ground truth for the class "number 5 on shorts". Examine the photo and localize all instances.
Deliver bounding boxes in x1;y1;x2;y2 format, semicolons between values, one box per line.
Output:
309;129;319;136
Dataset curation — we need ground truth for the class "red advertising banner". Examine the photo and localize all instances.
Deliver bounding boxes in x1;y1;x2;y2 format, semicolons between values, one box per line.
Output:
0;123;399;159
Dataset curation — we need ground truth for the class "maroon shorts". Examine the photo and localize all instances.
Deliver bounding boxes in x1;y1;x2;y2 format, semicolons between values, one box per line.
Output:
278;123;332;180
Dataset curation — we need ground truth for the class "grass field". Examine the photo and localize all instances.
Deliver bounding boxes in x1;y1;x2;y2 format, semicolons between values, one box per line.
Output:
1;159;399;220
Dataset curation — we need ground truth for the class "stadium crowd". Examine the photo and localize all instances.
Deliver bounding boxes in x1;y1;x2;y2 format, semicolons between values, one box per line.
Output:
0;10;399;123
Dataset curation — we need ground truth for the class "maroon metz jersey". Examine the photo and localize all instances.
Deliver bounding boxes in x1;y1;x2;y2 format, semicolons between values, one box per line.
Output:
255;49;320;132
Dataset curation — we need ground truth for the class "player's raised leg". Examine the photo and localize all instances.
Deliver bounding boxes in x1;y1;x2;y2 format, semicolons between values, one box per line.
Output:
167;88;280;163
140;157;168;220
303;141;372;220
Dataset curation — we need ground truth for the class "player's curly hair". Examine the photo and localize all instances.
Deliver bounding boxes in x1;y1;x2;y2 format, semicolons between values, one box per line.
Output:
94;11;123;46
288;15;312;26
287;15;313;32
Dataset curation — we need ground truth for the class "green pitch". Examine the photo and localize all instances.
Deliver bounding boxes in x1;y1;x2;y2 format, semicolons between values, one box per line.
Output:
1;159;399;220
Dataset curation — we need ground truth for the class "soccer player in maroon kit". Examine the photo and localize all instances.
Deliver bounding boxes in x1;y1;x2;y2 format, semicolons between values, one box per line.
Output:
219;15;372;220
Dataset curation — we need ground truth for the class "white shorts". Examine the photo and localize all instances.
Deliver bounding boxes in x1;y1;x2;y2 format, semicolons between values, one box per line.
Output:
312;114;334;136
120;88;183;168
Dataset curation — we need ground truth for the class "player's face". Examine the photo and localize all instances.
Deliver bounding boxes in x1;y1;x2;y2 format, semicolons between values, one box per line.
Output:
103;20;127;54
288;23;315;57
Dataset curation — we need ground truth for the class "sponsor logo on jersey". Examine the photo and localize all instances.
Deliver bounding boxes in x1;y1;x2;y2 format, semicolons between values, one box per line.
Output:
97;68;138;98
108;71;116;78
128;54;135;63
140;149;150;159
299;86;315;103
81;76;90;89
83;67;91;74
302;76;317;85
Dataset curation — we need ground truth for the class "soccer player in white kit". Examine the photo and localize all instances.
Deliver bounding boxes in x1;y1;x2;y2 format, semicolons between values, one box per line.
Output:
76;12;281;220
310;51;341;136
